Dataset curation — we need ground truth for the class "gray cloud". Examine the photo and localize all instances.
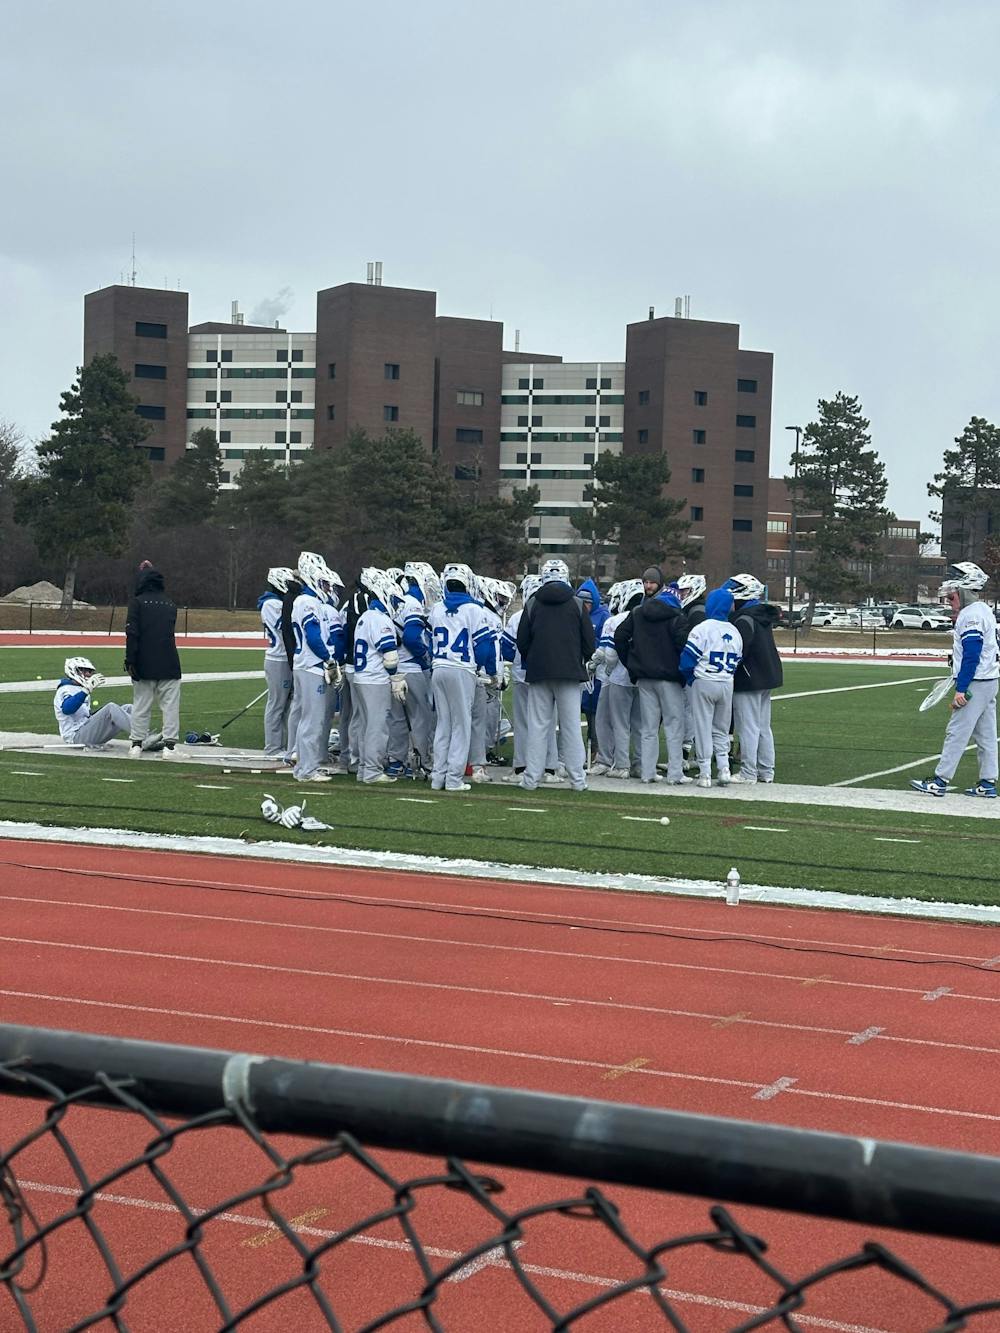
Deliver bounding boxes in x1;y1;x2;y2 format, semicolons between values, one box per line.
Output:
249;288;295;329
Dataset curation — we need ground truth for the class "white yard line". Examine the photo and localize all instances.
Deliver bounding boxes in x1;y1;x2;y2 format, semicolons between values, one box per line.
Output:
832;745;975;787
775;675;940;702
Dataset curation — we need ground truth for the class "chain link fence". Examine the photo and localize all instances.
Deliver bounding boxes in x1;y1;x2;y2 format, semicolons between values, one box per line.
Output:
2;1024;998;1331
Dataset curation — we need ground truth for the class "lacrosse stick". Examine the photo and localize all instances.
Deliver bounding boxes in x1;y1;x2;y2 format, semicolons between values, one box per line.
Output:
919;676;955;713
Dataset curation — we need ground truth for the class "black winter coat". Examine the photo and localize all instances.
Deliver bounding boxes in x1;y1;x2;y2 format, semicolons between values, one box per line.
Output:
614;598;688;683
124;569;181;681
516;583;595;683
280;580;303;668
731;602;783;692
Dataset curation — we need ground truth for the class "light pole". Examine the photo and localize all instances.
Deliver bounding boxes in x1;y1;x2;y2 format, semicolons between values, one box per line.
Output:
785;426;803;622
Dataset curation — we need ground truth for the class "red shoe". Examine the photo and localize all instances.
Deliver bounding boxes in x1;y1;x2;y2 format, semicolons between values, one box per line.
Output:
464;764;473;777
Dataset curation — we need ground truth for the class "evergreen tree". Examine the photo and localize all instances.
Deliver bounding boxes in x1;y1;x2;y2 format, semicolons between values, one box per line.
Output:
151;427;223;526
570;450;694;573
789;392;892;609
0;420;35;594
440;483;540;574
927;416;1000;561
14;355;151;609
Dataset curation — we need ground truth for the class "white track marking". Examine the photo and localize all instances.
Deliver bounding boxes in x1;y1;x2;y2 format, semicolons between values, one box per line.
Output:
743;826;789;833
620;815;666;824
506;806;545;813
775;675;940;701
848;1027;884;1046
872;836;920;844
4;987;997;1125
753;1076;797;1101
14;1180;884;1331
396;797;435;804
194;784;230;791
101;778;135;784
923;986;952;1002
9;771;43;777
833;745;975;786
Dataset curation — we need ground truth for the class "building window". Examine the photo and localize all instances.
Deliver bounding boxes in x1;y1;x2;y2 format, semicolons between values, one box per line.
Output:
528;526;541;539
517;415;529;427
585;377;597;390
456;427;483;444
502;394;528;405
584;452;595;465
275;431;287;444
205;350;216;363
637;429;648;444
146;446;166;461
767;519;789;533
135;321;167;339
638;389;650;405
290;390;303;403
501;432;528;442
275;351;287;363
694;390;708;406
187;368;212;378
457;389;483;406
291;367;315;379
518;377;529;389
733;519;754;532
134;363;166;380
384;362;400;380
599;415;610;427
690;506;704;522
530;452;542;464
327;404;336;421
219;431;231;443
291;349;303;362
735;448;755;463
220;390;231;403
221;350;233;363
454;463;478;481
328;363;336;379
384;405;399;422
693;429;706;444
276;390;287;403
600;376;612;389
205;390;216;403
516;452;527;463
738;378;758;393
692;468;705;483
736;414;757;427
136;404;166;420
734;484;754;497
532;377;544;389
531;415;542;427
585;415;596;427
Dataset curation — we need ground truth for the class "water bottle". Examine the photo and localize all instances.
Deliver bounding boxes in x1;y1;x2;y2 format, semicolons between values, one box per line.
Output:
725;867;740;906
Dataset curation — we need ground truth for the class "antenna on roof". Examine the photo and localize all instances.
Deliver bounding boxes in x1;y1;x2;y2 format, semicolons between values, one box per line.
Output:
130;234;137;286
515;328;520;352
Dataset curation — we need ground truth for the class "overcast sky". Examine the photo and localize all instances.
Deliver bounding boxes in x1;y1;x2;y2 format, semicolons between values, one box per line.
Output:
3;0;998;528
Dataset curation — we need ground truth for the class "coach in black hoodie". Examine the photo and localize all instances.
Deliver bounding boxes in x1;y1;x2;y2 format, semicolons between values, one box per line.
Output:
614;586;689;783
516;567;595;791
124;563;182;757
727;575;783;784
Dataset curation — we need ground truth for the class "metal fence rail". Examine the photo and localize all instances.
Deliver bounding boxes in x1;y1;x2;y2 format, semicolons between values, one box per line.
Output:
2;1024;998;1331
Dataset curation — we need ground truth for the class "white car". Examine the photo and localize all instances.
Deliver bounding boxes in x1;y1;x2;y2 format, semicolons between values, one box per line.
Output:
890;605;952;630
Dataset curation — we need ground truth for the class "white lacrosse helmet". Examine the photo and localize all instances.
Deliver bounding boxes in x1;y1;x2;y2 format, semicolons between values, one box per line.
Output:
64;656;100;688
540;558;570;584
441;562;476;595
480;576;515;614
939;562;988;594
297;552;343;606
360;567;403;611
604;581;624;615
403;560;442;606
724;573;766;602
267;566;296;594
672;573;707;608
385;566;405;587
520;573;541;603
618;578;645;612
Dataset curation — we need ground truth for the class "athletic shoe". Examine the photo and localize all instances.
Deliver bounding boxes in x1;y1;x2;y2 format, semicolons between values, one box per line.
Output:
717;770;731;786
543;771;562;784
129;742;142;758
606;767;630;779
910;776;948;797
470;765;491;784
365;773;397;785
669;775;694;785
517;779;538;791
160;744;177;761
758;776;774;784
554;765;568;780
964;780;997;798
642;774;664;784
445;782;472;792
697;777;712;789
298;772;333;783
571;783;589;793
728;773;757;785
486;750;509;766
385;760;407;777
589;763;611;777
501;771;524;784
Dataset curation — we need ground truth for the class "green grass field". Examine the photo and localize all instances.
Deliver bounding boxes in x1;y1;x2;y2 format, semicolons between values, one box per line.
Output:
1;649;995;906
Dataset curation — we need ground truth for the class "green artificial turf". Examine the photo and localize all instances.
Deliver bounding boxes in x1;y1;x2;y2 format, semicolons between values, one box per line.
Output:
0;646;260;684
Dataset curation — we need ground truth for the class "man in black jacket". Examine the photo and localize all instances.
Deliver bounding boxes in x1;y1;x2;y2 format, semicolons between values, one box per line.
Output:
614;583;690;783
725;573;783;784
125;562;182;758
515;560;595;791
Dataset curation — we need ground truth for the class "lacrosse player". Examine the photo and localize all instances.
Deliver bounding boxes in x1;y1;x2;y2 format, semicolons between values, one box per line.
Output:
290;552;344;783
429;564;498;792
385;561;439;777
259;566;297;758
596;580;644;777
53;658;132;748
911;562;998;798
725;573;782;784
353;568;405;784
679;587;742;787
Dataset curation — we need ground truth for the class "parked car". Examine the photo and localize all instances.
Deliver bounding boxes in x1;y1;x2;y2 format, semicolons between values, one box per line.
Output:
890;605;952;630
809;604;839;626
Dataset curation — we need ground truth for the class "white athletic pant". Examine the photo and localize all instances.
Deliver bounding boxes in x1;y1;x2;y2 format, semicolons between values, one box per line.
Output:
594;680;614;766
432;667;477;790
72;702;132;747
936;677;998;781
467;680;489;767
335;673;353;771
388;670;434;770
732;690;775;781
352;679;391;782
521;681;587;790
263;657;293;756
605;681;636;772
512;680;557;771
292;669;329;779
285;668;302;762
637;679;686;781
130;679;180;744
690;677;734;778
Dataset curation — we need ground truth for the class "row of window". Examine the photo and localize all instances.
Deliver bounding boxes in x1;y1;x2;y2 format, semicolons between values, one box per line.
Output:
223;448;308;460
501;432;622;444
189;367;316;379
637;422;755;444
637;380;758;406
187;408;315;420
200;390;306;403
686;510;754;532
205;349;306;364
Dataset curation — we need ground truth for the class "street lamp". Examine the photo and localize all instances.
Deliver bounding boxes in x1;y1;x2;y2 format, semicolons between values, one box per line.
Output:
784;426;803;621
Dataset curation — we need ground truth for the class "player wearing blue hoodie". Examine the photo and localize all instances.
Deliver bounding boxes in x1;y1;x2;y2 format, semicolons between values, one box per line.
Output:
577;578;609;763
679;587;742;787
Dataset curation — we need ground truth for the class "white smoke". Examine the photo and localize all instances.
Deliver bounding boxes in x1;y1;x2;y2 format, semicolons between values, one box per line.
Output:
249;287;294;327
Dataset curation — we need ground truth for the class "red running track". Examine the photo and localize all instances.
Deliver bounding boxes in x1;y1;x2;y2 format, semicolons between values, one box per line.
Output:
0;837;997;1331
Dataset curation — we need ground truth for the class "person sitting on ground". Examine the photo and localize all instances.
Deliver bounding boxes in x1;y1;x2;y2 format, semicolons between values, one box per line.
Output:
54;657;132;749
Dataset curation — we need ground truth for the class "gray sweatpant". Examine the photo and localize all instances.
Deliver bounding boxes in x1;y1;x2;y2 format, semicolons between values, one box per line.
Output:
432;667;477;789
285;667;302;762
467;680;489;767
637;679;686;781
594;680;614;766
512;680;557;771
521;680;587;790
352;679;391;782
605;681;636;771
937;677;998;781
388;671;434;770
263;657;293;756
732;690;775;781
72;702;132;747
130;678;180;744
336;673;354;771
690;677;734;778
292;669;329;779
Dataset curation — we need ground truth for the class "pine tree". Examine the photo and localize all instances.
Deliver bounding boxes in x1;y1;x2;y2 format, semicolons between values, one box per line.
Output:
14;355;151;609
789;392;892;610
570;450;694;573
151;427;223;526
927;416;1000;562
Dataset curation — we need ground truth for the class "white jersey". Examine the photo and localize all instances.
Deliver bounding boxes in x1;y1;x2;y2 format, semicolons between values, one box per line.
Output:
684;618;742;681
260;593;286;663
502;609;526;683
53;681;91;741
292;590;333;675
954;601;1000;684
600;611;632;686
479;606;503;679
398;593;430;675
353;606;398;684
430;599;493;674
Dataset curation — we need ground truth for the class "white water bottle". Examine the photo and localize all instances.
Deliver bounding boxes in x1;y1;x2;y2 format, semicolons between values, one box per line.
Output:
726;867;741;906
